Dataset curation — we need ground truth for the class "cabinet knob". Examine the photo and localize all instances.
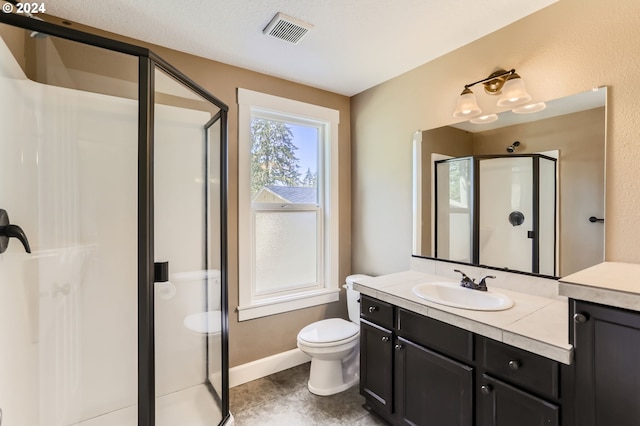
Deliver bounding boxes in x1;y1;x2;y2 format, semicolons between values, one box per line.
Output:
508;360;521;371
368;306;378;313
381;336;390;342
573;313;589;324
395;344;404;351
481;384;493;395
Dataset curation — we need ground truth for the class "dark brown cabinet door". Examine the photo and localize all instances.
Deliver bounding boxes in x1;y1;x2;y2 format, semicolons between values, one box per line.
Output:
395;337;473;426
478;375;559;426
572;300;640;426
360;319;394;417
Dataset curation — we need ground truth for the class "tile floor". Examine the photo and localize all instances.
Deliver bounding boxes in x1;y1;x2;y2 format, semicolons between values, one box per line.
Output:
230;362;388;425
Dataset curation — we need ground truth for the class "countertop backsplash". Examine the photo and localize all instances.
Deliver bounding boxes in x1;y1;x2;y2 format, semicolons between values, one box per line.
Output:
410;257;563;301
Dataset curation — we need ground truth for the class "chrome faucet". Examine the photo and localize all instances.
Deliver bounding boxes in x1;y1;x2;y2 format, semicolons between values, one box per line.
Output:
453;269;495;292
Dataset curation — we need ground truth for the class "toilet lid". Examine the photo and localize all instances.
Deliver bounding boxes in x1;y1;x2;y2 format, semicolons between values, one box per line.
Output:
298;318;359;344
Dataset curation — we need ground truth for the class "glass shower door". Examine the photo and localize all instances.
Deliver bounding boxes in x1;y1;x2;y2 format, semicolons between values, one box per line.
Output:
479;157;534;273
153;67;225;425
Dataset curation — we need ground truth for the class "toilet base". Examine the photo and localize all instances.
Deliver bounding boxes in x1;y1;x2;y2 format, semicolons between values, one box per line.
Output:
308;375;358;396
306;350;359;396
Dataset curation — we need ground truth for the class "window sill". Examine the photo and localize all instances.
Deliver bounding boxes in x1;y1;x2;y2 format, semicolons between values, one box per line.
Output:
237;288;340;321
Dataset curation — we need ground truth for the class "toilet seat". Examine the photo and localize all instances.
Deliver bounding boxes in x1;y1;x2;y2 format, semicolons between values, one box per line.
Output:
297;318;359;347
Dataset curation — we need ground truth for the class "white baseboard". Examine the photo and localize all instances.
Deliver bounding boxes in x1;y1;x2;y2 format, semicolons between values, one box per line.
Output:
229;348;311;388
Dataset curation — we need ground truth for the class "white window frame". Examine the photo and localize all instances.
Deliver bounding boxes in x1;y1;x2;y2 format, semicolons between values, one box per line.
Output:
237;88;340;321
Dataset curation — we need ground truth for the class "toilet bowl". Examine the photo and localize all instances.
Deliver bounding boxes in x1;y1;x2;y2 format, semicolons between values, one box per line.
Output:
296;274;371;396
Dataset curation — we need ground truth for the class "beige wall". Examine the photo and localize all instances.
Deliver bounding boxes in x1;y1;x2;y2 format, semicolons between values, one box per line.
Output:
12;16;352;367
351;0;640;277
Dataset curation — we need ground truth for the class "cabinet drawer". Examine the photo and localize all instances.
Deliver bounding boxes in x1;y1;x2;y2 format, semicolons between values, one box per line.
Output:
360;295;394;329
483;338;559;399
479;374;559;426
397;308;474;363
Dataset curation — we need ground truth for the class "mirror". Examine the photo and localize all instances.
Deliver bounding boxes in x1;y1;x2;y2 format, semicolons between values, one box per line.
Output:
413;87;606;278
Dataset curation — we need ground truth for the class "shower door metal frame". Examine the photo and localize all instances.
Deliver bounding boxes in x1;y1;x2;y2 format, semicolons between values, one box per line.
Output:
0;13;230;426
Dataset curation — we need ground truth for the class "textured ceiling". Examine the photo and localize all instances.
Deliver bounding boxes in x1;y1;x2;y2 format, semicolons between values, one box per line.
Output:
44;0;558;96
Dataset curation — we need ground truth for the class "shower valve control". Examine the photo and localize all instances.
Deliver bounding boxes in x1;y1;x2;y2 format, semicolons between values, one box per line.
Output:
0;209;31;254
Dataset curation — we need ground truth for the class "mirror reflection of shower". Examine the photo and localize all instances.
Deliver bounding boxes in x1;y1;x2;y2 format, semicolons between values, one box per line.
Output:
506;141;521;153
434;153;557;276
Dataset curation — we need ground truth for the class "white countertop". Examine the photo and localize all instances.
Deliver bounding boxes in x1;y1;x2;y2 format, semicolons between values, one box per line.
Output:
559;262;640;311
353;270;572;365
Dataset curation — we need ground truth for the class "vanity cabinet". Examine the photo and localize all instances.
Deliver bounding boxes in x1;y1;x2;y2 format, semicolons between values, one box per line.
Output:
360;294;569;426
477;339;560;426
360;319;394;417
477;375;559;426
395;308;474;426
571;300;640;426
395;336;473;426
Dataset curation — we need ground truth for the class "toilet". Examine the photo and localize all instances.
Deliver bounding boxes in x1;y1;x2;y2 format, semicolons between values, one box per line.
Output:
297;274;371;396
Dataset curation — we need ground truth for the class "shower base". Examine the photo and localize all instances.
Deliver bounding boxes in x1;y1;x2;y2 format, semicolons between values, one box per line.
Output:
75;384;225;426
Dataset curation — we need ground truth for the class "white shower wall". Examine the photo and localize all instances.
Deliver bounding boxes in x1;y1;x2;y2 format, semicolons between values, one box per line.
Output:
0;37;215;426
0;39;41;426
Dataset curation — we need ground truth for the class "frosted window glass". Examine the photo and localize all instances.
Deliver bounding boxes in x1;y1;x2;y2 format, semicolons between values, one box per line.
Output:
254;210;318;294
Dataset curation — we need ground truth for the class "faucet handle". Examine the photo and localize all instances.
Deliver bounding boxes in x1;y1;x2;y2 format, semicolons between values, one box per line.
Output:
453;269;472;280
454;269;475;288
477;275;496;291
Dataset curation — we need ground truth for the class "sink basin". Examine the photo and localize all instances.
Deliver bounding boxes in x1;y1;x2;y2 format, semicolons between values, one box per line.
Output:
411;281;514;311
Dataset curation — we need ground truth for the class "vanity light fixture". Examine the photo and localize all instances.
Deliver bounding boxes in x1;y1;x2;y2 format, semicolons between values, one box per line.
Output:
470;114;498;124
512;102;547;114
453;68;532;119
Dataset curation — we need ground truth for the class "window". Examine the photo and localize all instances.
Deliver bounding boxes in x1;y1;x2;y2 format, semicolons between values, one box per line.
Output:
237;89;340;321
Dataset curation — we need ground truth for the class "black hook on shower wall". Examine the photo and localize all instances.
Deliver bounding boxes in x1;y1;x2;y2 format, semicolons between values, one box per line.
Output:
0;209;32;254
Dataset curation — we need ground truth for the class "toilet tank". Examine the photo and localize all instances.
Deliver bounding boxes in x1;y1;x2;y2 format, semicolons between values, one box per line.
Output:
345;274;371;324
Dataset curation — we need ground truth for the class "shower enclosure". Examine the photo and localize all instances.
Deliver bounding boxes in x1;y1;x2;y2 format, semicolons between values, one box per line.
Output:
435;154;557;276
0;14;229;426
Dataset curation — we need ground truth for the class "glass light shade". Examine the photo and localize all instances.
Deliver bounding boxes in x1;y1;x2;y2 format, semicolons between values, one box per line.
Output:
470;114;498;124
453;88;482;118
496;75;532;107
512;102;547;114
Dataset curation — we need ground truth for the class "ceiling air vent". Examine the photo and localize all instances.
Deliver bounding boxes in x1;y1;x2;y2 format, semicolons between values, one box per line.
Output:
263;12;314;44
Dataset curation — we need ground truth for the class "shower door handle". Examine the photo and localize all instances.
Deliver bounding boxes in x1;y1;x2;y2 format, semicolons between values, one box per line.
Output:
0;209;32;254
